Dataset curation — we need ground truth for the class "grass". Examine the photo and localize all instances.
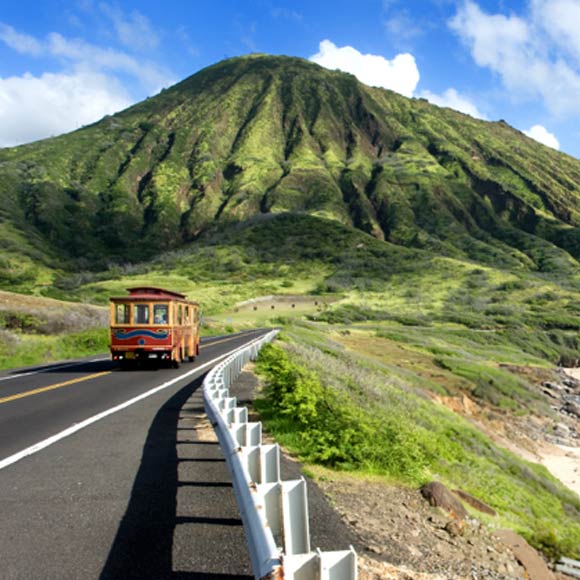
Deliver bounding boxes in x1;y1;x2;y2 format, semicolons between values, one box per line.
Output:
0;327;109;369
254;327;580;560
0;290;108;370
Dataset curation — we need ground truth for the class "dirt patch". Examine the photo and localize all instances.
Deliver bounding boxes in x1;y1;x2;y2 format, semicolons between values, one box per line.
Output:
335;330;472;395
495;529;556;580
538;443;580;498
315;472;528;580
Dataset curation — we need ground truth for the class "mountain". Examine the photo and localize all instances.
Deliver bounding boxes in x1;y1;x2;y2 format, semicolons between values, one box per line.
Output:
2;53;580;288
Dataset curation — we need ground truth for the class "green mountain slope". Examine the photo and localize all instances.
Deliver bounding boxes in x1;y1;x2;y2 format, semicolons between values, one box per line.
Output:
2;53;580;285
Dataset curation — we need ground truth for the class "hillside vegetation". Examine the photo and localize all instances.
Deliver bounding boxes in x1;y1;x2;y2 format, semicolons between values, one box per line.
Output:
2;54;580;287
1;54;580;561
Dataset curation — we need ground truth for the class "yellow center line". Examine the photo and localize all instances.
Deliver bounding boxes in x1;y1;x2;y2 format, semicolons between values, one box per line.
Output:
0;371;112;405
0;332;259;405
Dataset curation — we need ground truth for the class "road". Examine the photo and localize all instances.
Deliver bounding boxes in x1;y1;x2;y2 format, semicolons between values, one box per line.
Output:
0;330;267;580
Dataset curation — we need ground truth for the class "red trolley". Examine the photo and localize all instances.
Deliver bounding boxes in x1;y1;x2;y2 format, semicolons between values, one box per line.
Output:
109;287;200;368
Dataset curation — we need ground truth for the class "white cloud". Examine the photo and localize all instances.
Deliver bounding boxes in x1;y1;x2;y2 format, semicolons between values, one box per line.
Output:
384;12;423;43
0;21;175;146
99;3;160;52
531;0;580;66
47;33;172;93
309;39;487;123
0;71;131;147
270;7;303;22
419;88;486;119
450;2;529;74
523;124;560;149
0;24;43;56
449;1;580;116
309;39;419;97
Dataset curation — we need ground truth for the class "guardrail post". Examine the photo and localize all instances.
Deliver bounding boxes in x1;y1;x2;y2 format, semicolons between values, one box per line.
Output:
232;422;262;446
202;329;357;580
241;444;280;484
257;478;310;556
282;478;310;555
319;548;358;580
284;548;358;580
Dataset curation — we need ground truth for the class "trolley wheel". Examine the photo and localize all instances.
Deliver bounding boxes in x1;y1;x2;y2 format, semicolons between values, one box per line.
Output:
172;348;181;369
119;359;133;371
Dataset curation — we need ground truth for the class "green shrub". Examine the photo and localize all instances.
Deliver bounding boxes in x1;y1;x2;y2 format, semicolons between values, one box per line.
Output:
256;343;428;479
0;311;43;332
0;327;109;370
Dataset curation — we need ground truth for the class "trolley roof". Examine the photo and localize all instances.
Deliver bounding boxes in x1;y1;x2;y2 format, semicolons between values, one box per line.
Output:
110;287;197;303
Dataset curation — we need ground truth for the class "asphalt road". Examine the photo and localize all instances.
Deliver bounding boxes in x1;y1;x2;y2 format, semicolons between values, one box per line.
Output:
0;330;267;580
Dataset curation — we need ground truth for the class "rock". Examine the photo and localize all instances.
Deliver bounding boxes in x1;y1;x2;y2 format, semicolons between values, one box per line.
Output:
453;489;497;516
564;401;580;418
445;519;464;537
563;378;579;389
495;529;557;580
406;544;423;558
503;562;515;575
543;381;563;391
554;423;571;437
421;481;468;521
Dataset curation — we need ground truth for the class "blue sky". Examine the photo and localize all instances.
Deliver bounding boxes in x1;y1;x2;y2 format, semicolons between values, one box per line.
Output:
0;0;579;157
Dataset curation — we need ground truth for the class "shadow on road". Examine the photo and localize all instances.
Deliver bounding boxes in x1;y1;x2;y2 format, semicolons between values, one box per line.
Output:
99;376;252;580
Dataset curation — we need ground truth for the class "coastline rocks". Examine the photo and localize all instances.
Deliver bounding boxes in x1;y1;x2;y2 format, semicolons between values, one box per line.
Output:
563;401;580;418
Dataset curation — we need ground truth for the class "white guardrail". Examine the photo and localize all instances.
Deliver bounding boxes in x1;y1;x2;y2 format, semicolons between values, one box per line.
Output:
557;557;580;579
203;330;357;580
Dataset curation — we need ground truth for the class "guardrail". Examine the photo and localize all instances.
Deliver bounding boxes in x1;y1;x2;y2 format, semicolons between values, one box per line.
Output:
203;329;357;580
557;557;580;579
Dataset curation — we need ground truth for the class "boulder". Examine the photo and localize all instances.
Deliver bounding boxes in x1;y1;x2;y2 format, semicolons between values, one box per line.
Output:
554;423;571;437
453;489;497;516
495;529;556;580
444;519;464;537
564;401;580;418
420;481;467;521
563;378;579;389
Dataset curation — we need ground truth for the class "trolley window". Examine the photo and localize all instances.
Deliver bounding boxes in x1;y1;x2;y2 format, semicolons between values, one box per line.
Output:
134;304;150;324
115;303;130;324
178;304;183;325
154;304;168;324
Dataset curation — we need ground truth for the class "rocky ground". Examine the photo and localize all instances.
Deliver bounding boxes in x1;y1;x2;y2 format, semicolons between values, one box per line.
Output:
507;365;580;446
230;366;579;580
315;473;571;580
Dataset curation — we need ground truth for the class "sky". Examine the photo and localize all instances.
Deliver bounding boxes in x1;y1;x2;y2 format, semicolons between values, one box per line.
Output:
0;0;579;157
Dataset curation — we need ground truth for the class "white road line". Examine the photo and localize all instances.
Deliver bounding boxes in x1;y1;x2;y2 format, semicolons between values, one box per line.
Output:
0;350;236;471
0;357;110;383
